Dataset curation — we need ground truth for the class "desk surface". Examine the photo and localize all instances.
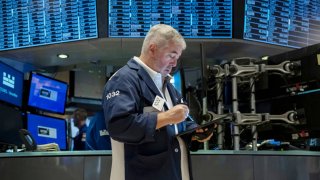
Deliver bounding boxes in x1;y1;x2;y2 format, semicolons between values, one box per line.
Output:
1;150;320;158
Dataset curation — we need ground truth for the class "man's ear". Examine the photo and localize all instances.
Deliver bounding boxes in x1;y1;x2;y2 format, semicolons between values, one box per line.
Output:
149;44;156;54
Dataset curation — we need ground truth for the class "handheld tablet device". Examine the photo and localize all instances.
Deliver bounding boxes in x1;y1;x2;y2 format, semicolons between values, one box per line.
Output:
177;114;231;137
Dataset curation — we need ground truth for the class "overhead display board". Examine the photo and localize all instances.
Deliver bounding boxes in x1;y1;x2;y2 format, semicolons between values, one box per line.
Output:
244;0;320;48
109;0;232;38
0;0;98;51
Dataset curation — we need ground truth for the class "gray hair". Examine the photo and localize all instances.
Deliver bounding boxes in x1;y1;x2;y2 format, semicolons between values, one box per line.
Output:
141;24;186;54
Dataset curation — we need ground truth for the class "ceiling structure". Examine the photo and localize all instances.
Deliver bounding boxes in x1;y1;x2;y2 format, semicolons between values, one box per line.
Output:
0;37;296;111
0;37;294;74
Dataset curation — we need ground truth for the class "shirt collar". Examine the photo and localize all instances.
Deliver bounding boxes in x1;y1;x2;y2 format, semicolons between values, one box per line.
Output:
133;56;163;90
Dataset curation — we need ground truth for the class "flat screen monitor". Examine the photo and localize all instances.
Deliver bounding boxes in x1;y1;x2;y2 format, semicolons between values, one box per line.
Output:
108;0;232;38
171;70;183;94
243;0;320;48
73;69;106;99
0;0;97;51
0;62;24;107
27;113;67;150
28;73;68;114
0;103;23;148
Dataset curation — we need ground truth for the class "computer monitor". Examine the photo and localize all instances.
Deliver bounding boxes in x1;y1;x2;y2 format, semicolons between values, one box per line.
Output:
171;69;183;94
27;113;67;150
108;0;233;38
72;70;107;99
27;73;68;114
0;62;24;107
0;103;23;149
243;0;320;48
0;0;98;51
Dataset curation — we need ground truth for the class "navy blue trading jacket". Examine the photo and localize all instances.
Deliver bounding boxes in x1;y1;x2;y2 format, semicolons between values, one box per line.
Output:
103;59;196;180
85;111;111;150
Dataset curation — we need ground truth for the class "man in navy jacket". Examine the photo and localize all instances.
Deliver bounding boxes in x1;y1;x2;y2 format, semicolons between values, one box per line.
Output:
103;24;210;180
73;108;88;150
85;111;111;150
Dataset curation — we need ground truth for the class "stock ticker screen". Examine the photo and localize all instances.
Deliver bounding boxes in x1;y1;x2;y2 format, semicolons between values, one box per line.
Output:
109;0;232;38
244;0;320;48
0;0;98;51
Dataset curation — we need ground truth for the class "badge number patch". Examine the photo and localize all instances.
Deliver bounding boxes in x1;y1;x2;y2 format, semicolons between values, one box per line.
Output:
106;90;120;100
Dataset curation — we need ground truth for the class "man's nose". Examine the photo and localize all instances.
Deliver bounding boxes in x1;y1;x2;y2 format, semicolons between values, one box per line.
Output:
171;59;178;67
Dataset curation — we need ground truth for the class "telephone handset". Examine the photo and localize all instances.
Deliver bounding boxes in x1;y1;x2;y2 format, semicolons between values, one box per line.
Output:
19;129;37;151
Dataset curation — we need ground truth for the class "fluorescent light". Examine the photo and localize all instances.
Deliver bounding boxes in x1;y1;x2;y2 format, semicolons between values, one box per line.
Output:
57;54;69;59
261;56;269;61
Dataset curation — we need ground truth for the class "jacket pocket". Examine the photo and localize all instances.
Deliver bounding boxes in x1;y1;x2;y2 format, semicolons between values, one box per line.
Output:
130;150;168;170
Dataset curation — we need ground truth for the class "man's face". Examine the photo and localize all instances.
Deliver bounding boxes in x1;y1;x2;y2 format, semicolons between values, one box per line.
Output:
151;41;183;76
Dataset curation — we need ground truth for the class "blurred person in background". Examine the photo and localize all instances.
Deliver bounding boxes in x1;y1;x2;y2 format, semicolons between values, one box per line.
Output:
73;108;88;150
86;110;111;150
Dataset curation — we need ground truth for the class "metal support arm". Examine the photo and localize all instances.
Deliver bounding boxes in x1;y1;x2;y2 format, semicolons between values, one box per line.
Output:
233;110;299;125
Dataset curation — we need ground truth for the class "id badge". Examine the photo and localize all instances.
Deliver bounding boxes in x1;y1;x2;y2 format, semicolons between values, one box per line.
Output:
152;95;166;111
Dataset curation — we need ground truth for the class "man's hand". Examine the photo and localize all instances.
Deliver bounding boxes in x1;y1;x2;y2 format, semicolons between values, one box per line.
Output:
156;104;189;129
192;127;214;142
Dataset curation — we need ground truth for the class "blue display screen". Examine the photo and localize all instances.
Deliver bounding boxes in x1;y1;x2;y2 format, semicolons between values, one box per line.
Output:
0;0;98;51
109;0;232;38
0;62;23;107
28;73;68;114
244;0;320;48
27;113;67;150
171;70;182;94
